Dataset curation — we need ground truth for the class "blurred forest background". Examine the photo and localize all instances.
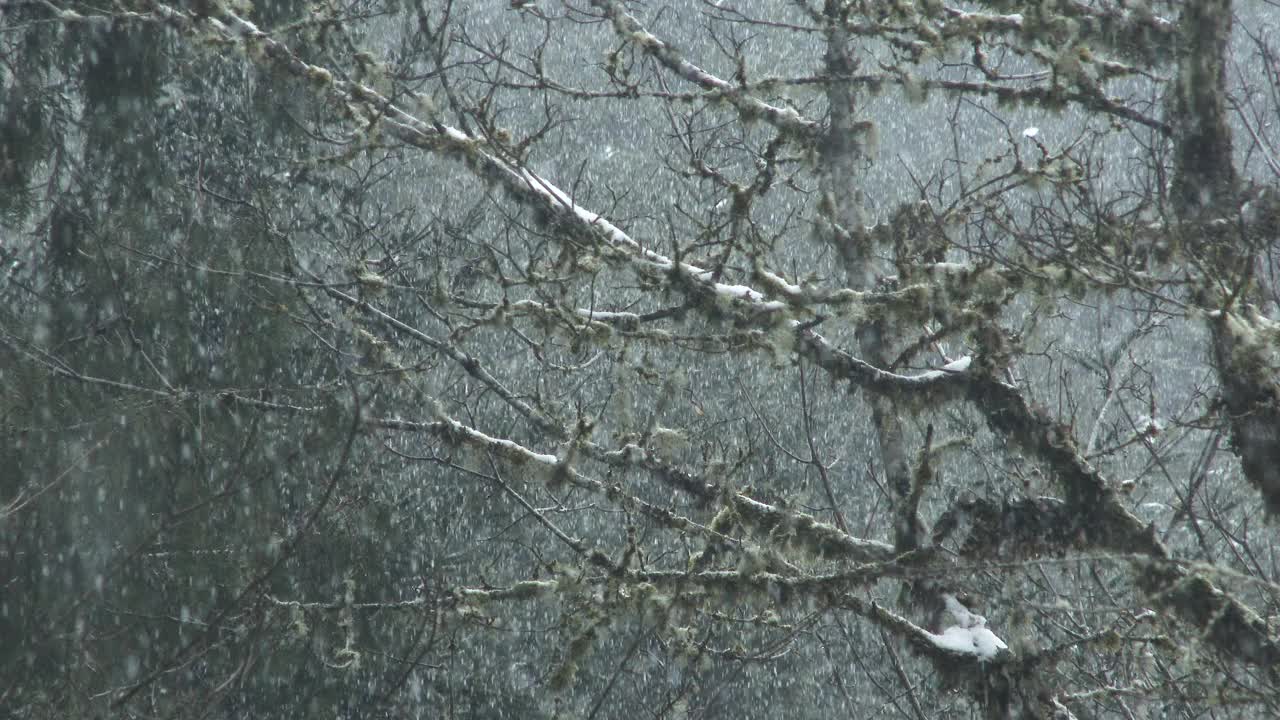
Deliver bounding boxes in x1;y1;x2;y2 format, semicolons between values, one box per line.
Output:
3;0;1280;718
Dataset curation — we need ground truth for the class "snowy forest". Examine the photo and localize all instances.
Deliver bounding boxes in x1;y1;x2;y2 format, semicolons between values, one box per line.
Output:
4;0;1280;717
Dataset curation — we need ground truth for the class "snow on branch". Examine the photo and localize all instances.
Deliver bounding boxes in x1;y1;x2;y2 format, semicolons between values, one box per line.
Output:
370;416;733;546
929;594;1008;661
840;595;1009;666
378;408;895;565
590;0;820;138
752;266;947;321
798;332;975;401
938;7;1025;33
730;493;897;564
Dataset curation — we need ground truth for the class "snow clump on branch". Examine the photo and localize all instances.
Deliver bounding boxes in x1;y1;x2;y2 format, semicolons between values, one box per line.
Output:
928;594;1008;661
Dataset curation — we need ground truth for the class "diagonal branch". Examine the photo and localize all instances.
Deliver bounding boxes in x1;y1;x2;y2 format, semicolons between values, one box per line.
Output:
589;0;822;139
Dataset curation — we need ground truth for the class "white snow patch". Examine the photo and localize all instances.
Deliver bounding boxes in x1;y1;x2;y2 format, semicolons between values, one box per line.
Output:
452;420;559;465
715;283;757;300
1023;127;1040;138
758;269;802;297
932;626;1008;658
575;309;639;323
909;355;973;382
1135;415;1164;434
931;262;972;275
928;594;1008;661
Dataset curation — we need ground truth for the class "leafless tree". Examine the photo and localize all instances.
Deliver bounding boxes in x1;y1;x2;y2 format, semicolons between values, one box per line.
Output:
4;1;1280;718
